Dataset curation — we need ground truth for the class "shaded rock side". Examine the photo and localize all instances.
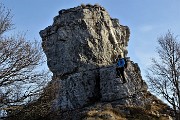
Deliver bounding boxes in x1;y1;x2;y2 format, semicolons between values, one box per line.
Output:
50;59;149;112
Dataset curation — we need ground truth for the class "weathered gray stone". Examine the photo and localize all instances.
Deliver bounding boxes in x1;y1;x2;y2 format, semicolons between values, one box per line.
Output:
50;60;148;111
51;69;100;111
40;4;148;112
40;5;130;76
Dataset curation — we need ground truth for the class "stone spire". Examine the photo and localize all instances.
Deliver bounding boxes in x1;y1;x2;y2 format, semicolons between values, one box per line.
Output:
40;4;130;76
39;4;147;112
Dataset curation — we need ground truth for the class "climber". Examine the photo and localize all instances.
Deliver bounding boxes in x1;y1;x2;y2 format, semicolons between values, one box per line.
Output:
116;54;126;84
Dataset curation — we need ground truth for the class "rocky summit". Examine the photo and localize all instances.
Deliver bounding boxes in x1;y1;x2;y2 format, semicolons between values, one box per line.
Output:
40;4;130;76
39;3;147;111
7;4;173;120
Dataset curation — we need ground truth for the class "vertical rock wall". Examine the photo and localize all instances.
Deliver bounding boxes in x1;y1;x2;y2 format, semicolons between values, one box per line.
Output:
40;4;147;111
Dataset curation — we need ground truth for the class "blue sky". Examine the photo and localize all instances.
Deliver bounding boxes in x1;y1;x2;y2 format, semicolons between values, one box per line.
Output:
1;0;180;79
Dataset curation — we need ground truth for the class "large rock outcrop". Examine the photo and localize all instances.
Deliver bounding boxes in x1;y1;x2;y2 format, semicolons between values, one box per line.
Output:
40;4;129;76
37;4;172;120
39;4;144;111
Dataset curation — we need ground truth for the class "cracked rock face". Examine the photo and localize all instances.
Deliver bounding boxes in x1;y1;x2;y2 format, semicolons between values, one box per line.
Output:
40;4;130;76
40;4;148;111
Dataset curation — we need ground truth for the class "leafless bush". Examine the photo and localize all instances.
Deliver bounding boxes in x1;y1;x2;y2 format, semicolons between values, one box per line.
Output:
0;3;51;118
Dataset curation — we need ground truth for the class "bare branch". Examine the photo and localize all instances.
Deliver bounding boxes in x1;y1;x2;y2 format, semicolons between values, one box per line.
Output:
0;3;51;118
0;3;13;35
146;31;180;119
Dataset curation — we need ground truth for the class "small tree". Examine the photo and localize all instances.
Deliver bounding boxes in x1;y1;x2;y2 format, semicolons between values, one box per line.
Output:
146;31;180;120
0;3;13;35
0;3;50;118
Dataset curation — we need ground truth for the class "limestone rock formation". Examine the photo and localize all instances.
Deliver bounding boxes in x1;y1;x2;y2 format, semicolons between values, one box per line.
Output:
39;4;141;110
37;4;172;120
40;4;129;76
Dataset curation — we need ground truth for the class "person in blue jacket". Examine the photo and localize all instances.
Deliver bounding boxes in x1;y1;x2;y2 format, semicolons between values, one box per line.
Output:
116;54;126;83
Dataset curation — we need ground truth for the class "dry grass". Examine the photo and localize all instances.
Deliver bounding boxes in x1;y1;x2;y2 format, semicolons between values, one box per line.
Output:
84;109;126;120
80;101;171;120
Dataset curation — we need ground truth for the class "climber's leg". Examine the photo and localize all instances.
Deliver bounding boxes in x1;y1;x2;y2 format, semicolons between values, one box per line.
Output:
120;67;126;83
116;68;120;77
